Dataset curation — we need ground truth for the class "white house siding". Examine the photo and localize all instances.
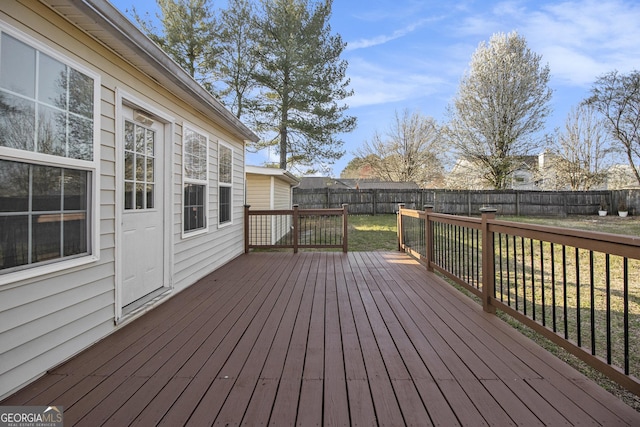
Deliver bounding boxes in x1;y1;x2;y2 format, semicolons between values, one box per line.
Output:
0;1;251;399
172;136;246;290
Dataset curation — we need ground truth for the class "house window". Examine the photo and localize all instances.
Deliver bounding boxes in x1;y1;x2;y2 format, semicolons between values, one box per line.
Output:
218;142;232;225
0;29;97;274
0;160;89;270
183;126;208;233
0;33;94;160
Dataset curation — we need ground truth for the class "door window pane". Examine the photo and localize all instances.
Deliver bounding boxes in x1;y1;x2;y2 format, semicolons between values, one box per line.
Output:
124;120;155;210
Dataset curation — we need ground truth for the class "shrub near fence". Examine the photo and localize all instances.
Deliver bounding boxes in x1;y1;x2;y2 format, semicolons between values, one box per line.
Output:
294;188;640;216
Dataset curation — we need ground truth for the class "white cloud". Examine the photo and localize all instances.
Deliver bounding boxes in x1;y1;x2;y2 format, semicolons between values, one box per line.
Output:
346;18;438;51
345;58;445;108
448;0;640;87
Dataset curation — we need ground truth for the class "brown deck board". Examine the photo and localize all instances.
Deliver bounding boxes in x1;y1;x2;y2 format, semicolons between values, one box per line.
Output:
3;251;640;426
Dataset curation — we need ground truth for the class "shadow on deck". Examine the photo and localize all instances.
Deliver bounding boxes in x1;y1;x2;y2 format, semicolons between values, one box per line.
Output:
3;252;639;425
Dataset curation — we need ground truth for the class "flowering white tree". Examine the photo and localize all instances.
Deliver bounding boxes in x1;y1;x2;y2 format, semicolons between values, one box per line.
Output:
445;31;552;189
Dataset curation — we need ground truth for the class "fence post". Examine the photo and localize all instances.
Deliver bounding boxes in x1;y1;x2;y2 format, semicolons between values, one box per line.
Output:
293;204;299;254
423;205;434;272
244;205;251;253
342;204;349;253
397;203;405;251
480;207;497;314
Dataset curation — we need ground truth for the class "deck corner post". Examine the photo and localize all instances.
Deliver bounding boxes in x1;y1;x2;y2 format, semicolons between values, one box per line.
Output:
244;204;251;253
293;204;299;254
397;203;405;252
342;203;349;253
423;205;434;272
480;207;497;314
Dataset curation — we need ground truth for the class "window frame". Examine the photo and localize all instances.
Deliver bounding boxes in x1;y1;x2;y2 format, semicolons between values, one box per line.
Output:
0;22;100;285
181;123;209;237
218;140;233;227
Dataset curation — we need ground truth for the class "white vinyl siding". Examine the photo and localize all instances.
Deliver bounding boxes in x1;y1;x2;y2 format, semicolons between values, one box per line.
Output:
0;1;248;400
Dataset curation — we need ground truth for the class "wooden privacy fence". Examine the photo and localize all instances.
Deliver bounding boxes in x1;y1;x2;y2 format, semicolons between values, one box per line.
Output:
397;203;640;396
244;204;348;253
295;188;640;216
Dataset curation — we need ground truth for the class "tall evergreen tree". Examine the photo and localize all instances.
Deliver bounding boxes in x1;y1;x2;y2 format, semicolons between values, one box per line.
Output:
253;0;356;172
133;0;218;92
216;0;260;118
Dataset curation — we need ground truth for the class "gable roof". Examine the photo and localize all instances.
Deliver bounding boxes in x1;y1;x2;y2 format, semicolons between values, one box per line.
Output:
43;0;258;143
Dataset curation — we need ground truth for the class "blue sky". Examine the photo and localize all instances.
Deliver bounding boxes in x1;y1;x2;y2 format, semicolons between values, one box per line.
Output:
109;0;640;176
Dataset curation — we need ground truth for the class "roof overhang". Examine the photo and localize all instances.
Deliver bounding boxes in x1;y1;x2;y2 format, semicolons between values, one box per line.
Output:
41;0;259;143
246;166;300;186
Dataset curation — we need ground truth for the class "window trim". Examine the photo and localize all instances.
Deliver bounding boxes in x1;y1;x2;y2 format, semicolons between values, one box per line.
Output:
218;140;233;227
181;123;209;238
0;21;100;286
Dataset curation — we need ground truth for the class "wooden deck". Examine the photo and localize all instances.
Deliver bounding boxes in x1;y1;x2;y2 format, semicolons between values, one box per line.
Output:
3;251;640;426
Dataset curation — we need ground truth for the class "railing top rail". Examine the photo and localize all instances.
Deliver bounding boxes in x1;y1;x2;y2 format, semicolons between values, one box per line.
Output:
489;218;640;260
248;208;345;216
399;207;482;228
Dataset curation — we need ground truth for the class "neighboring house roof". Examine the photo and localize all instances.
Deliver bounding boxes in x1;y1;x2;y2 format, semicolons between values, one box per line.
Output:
340;179;419;190
297;177;419;190
44;0;259;143
246;166;300;186
297;177;352;189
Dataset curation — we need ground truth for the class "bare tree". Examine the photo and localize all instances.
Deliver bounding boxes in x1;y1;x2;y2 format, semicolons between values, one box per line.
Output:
587;70;640;185
445;31;552;189
354;109;444;186
550;104;612;190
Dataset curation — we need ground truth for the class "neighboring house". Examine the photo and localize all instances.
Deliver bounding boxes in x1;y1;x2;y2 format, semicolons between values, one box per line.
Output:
445;156;539;190
606;164;640;190
0;0;258;399
245;166;299;245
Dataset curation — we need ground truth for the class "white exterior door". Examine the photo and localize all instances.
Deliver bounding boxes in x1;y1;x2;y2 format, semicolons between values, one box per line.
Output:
121;106;165;307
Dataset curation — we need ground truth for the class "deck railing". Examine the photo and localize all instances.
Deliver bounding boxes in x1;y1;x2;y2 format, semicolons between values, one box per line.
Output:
245;204;348;253
397;203;640;396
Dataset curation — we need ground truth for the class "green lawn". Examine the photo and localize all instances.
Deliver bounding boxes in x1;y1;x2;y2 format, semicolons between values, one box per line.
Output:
348;214;398;251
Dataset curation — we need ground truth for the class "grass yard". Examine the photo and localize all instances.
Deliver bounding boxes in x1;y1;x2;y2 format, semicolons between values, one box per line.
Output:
348;214;398;251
